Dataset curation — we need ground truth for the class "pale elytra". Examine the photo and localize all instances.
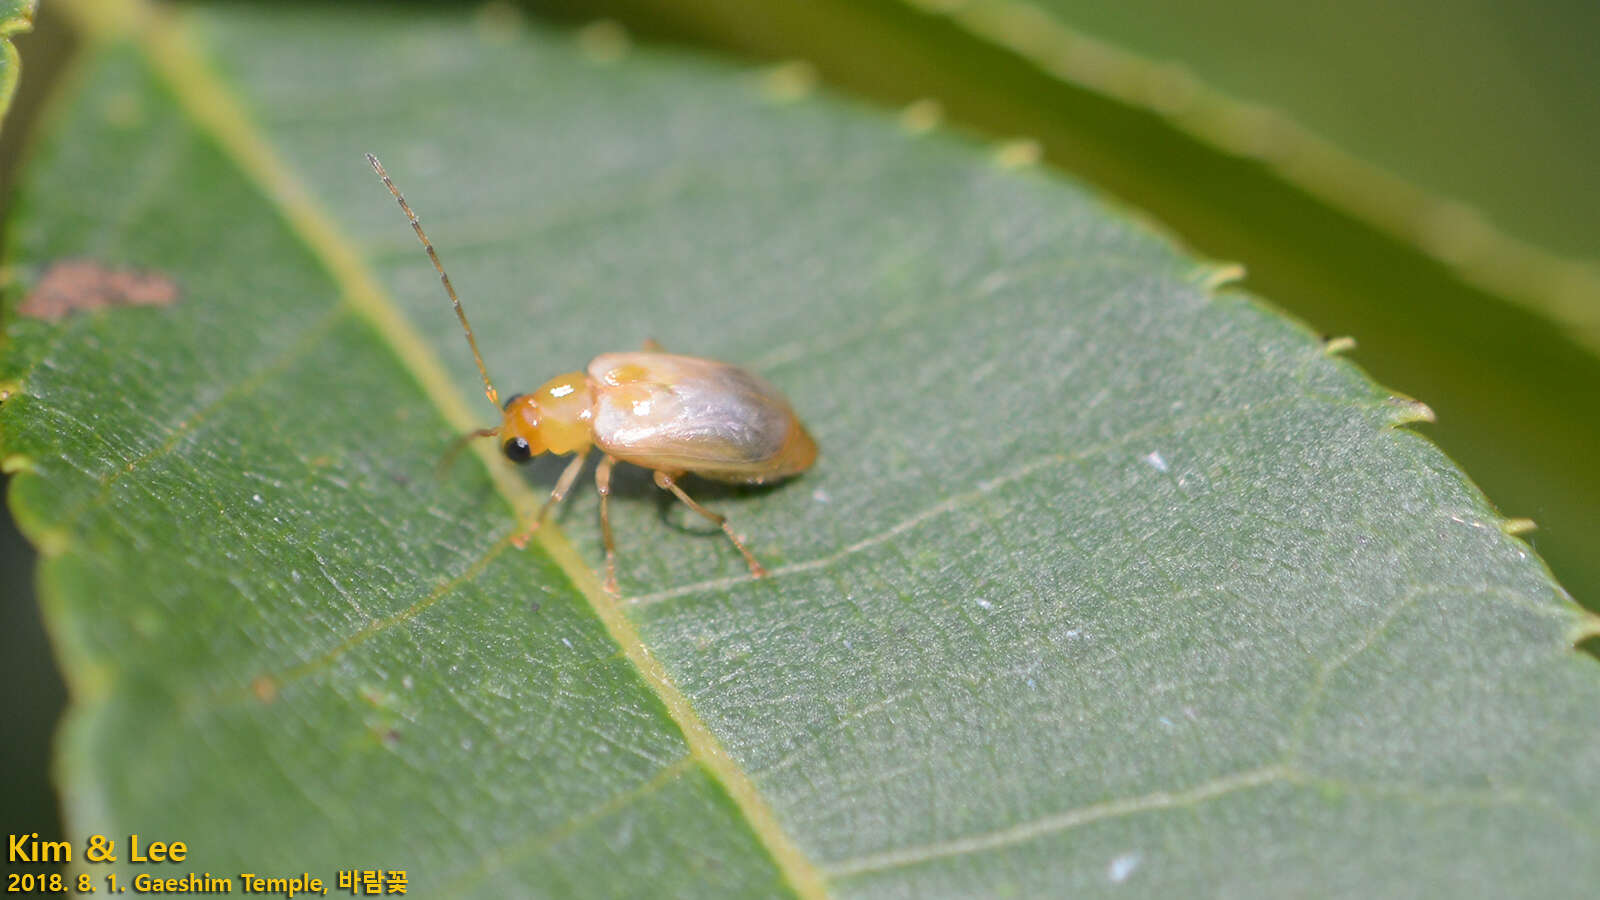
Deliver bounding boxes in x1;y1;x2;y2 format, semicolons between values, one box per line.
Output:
367;155;818;594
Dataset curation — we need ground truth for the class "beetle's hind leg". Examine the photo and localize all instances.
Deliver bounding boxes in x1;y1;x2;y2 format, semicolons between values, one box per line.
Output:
653;471;769;579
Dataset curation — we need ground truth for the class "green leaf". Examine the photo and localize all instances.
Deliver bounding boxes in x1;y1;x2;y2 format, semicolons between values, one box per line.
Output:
946;0;1600;268
4;1;1598;896
0;0;37;134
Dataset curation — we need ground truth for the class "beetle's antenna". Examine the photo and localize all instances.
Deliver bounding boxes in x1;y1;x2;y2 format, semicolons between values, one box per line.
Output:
436;427;501;477
366;153;500;408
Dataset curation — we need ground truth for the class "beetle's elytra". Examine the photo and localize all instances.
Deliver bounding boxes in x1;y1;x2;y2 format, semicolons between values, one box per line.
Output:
367;154;817;593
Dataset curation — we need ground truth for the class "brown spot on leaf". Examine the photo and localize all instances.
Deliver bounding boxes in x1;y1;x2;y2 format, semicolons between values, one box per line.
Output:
251;675;279;704
19;259;179;321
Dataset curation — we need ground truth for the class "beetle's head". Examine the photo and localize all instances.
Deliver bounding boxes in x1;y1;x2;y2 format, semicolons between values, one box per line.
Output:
497;371;593;462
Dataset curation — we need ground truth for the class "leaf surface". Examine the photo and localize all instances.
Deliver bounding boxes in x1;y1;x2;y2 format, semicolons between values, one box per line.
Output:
3;2;1598;896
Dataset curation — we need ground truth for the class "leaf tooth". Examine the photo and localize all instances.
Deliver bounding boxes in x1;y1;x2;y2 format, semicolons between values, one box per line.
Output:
1498;517;1537;536
898;98;943;135
759;60;818;103
1191;261;1246;291
472;0;524;45
576;19;630;64
1322;335;1358;356
1383;396;1437;427
1568;611;1600;647
25;524;68;559
992;137;1042;169
2;452;35;474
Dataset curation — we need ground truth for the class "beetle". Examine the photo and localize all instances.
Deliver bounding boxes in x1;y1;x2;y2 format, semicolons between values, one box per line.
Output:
367;154;818;593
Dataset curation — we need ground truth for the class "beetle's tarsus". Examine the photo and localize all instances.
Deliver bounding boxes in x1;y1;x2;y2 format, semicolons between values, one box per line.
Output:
654;470;769;579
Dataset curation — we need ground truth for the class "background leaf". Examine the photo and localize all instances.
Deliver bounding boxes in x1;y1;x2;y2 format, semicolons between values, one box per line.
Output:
3;1;1598;896
949;0;1600;267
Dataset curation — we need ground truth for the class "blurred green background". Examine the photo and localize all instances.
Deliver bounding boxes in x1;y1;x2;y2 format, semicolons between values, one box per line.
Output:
3;0;1596;868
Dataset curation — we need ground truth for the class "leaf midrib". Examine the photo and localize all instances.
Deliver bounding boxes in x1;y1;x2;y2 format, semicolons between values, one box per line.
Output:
59;0;829;895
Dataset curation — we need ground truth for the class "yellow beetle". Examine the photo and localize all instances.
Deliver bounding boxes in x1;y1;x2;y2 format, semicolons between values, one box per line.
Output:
368;155;818;593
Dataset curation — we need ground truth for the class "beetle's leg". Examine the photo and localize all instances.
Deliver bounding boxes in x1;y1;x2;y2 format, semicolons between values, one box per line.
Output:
533;449;589;527
652;471;769;579
510;450;590;548
641;337;665;352
596;454;619;594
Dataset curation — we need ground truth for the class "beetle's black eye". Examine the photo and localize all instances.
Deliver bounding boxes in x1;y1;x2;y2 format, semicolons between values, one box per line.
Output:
502;436;532;462
502;393;525;411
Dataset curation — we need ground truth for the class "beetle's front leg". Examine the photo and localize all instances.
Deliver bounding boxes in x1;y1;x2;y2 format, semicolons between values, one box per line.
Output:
533;449;589;527
510;450;589;549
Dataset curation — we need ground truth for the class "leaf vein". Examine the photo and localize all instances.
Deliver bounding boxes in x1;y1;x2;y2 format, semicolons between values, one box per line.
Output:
627;393;1378;608
825;764;1292;878
56;304;350;532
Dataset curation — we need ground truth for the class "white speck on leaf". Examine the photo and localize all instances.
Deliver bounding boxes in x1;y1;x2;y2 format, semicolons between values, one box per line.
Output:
812;487;830;503
561;637;574;649
1108;851;1142;883
975;598;993;610
1142;451;1168;472
251;493;263;503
